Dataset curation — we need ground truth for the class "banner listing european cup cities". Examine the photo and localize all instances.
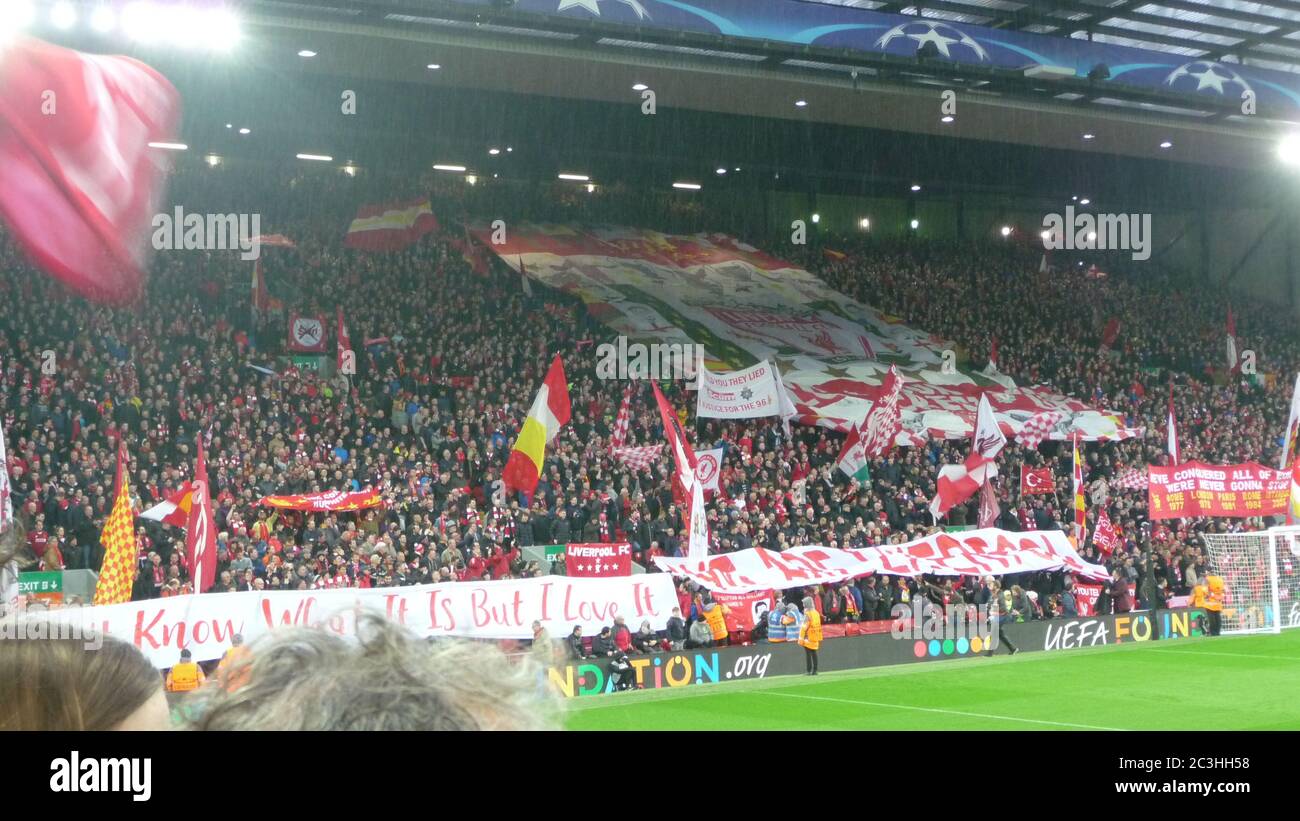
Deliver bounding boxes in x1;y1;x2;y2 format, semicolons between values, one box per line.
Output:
1146;461;1290;519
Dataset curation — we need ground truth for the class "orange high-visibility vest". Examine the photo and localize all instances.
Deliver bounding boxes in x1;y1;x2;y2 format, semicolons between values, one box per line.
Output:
798;609;823;651
1205;575;1224;612
166;661;205;692
703;605;728;640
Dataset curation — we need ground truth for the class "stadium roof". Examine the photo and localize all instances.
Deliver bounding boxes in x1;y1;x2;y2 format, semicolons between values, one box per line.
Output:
811;1;1300;76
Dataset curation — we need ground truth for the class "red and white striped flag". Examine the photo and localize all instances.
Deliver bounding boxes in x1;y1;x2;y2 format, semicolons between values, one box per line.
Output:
612;445;663;471
857;365;904;459
610;382;637;452
0;38;181;304
1113;467;1149;491
1015;410;1064;449
186;437;217;594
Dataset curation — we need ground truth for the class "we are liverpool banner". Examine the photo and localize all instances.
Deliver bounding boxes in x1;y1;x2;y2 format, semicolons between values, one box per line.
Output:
258;489;382;511
1147;462;1290;520
36;574;677;668
652;528;1109;592
477;224;1138;444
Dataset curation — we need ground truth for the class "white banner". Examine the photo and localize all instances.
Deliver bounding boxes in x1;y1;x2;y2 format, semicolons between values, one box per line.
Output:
694;447;724;493
696;360;784;419
35;574;677;668
652;528;1109;592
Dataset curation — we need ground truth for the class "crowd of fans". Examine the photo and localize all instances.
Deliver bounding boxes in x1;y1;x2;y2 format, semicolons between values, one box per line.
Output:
1;164;1291;650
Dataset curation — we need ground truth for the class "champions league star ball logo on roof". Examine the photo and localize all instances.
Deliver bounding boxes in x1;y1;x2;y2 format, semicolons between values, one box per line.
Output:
1165;61;1253;97
875;21;989;61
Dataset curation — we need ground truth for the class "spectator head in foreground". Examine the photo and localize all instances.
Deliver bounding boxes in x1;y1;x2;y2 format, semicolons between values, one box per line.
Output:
0;627;171;731
185;614;560;731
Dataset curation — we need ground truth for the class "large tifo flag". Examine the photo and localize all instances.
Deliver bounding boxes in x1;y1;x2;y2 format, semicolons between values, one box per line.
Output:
139;481;196;527
476;224;1139;444
343;199;438;251
0;38;181;305
503;355;571;500
94;443;138;605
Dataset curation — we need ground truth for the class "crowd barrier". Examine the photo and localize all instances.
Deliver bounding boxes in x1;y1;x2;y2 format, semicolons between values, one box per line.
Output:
544;608;1210;698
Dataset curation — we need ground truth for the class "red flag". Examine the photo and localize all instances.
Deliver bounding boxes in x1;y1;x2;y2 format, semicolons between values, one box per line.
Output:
987;335;998;370
0;38;181;304
1020;466;1054;495
978;478;1000;528
462;224;489;276
336;307;351;373
186;437;217;594
1099;317;1121;351
251;259;269;322
1093;508;1121;555
929;452;997;521
564;543;632;577
652;381;697;503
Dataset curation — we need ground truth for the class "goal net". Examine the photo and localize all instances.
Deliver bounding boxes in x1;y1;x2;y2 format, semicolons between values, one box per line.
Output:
1201;527;1300;635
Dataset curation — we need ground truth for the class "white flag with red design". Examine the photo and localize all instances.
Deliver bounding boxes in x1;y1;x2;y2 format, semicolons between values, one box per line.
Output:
0;38;181;305
610;382;636;451
0;418;17;613
1016;410;1064;449
1226;305;1238;373
139;481;196;527
336;307;351;373
687;472;711;561
857;364;905;458
930;453;998;521
1167;385;1181;465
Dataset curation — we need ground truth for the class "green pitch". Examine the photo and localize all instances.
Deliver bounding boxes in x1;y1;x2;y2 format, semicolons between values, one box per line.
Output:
564;631;1300;730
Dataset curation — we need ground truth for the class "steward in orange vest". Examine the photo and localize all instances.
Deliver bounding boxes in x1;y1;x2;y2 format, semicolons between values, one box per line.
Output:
165;649;207;692
798;597;822;675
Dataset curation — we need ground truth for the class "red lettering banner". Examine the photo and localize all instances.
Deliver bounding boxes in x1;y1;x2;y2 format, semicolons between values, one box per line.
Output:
31;574;676;667
1146;461;1289;520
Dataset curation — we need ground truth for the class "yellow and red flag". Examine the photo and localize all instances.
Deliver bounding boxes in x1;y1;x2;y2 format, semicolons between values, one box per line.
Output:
502;355;571;501
1072;432;1087;546
94;442;138;605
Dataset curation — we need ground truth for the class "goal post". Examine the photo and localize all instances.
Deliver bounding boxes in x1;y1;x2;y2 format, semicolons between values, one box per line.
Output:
1201;527;1300;635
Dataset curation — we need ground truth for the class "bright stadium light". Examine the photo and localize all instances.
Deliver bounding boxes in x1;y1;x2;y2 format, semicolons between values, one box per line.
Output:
434;164;467;172
123;2;165;44
910;219;920;230
343;164;357;177
859;218;870;230
811;213;820;223
205;154;221;167
238;128;251;135
465;175;478;186
298;50;317;58
794;99;808;108
1;0;37;42
1040;229;1052;241
148;142;188;151
673;182;702;190
297;153;333;162
716;168;726;175
941;115;954;123
910;184;921;192
1082;133;1095;141
1080;198;1091;206
632;83;648;91
586;183;596;193
1277;133;1300;167
1000;226;1012;237
90;4;116;33
558;173;590;181
51;1;77;30
427;63;441;70
1160;140;1173;149
208;8;244;52
489;148;501;155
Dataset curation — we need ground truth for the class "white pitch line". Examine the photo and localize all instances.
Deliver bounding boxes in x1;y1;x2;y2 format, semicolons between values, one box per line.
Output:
1143;648;1300;662
762;690;1128;731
